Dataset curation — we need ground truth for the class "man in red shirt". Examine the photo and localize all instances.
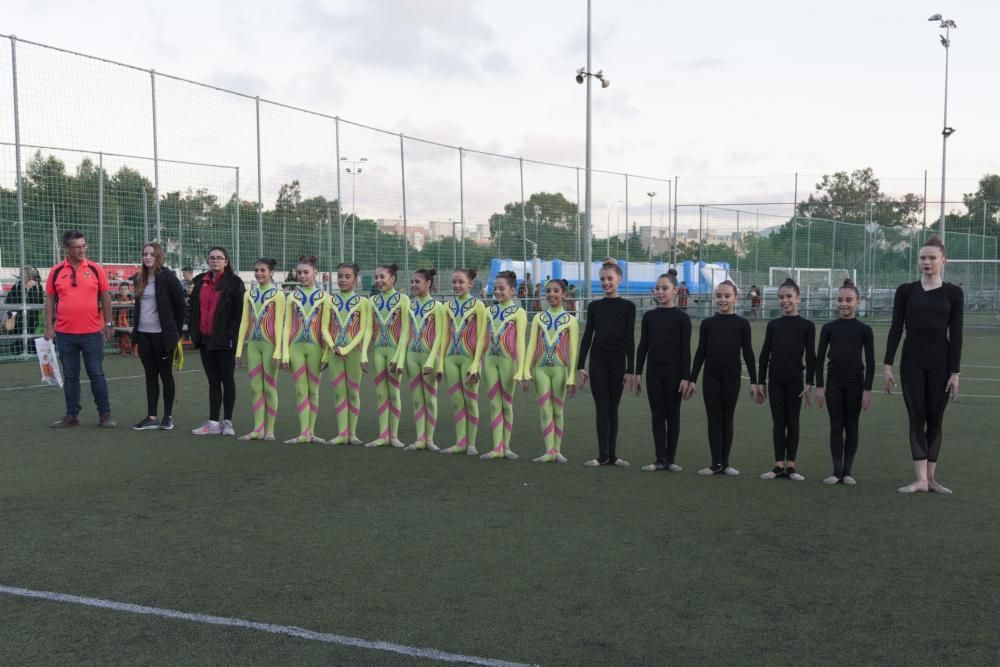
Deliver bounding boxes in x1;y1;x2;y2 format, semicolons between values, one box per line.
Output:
44;230;117;428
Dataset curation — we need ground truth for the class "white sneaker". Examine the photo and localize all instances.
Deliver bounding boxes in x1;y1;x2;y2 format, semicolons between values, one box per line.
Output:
221;420;236;436
841;475;857;486
697;466;717;476
668;464;683;472
613;458;630;467
192;420;221;435
722;467;740;476
787;471;805;481
822;475;841;485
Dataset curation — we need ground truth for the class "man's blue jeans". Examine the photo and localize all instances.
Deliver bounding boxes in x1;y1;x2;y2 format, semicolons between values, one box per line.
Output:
56;332;111;417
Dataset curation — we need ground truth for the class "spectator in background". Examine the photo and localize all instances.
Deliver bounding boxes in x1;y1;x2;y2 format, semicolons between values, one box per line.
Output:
750;285;762;320
678;281;690;312
567;284;578;316
181;267;195;297
3;266;44;356
44;230;117;429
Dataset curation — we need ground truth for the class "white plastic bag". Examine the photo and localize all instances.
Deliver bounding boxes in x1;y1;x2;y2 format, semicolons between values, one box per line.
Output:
35;337;64;387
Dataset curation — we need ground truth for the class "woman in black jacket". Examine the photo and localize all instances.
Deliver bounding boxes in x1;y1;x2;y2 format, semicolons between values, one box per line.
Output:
188;246;246;436
130;242;187;431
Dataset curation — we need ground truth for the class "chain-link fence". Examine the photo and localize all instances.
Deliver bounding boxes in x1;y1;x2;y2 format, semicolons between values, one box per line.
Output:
1;34;998;361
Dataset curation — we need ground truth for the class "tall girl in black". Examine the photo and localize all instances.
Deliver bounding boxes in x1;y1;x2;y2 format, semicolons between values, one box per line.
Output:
130;242;186;432
688;280;757;476
578;260;635;467
884;235;963;495
757;278;815;481
635;269;691;472
815;279;874;486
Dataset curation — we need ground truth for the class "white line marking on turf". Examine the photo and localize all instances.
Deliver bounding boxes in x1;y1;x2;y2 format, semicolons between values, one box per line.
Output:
0;370;199;393
0;584;537;667
964;365;1000;369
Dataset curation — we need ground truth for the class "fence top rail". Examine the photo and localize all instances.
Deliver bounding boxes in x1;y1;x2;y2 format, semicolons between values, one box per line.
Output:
1;33;673;185
0;141;238;171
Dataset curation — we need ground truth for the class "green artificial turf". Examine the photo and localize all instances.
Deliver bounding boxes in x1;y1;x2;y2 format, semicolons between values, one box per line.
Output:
1;322;998;665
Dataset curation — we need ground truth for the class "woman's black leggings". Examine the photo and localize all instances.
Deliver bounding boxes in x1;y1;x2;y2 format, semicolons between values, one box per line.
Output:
825;378;863;476
900;360;949;462
136;331;175;417
702;371;741;468
768;379;803;462
590;355;626;462
647;366;683;465
200;347;237;421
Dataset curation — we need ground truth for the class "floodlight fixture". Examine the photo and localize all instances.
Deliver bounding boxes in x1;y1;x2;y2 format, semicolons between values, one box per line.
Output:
927;13;942;21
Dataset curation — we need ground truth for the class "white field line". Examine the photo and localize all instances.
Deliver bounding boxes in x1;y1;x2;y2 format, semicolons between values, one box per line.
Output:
739;377;1000;398
0;584;538;667
0;370;199;393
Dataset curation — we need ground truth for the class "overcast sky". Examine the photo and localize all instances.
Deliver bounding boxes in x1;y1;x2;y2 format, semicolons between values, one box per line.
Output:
3;0;998;231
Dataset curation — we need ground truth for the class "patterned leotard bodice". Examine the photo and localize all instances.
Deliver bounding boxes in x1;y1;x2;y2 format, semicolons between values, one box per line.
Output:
329;291;365;349
488;302;522;360
247;285;280;345
371;290;405;349
532;309;574;368
446;296;482;357
287;287;326;345
409;296;439;354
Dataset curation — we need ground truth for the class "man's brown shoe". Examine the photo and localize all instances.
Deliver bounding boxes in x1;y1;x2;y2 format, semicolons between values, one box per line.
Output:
99;414;117;428
51;415;80;428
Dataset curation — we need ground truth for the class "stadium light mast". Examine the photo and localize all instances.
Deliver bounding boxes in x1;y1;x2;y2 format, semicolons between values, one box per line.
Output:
928;13;956;244
341;156;368;262
576;0;610;298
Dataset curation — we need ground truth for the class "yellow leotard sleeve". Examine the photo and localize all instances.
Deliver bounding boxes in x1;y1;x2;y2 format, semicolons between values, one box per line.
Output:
235;290;251;358
431;301;446;374
281;296;294;364
272;290;287;361
513;307;528;381
320;294;333;364
470;299;488;371
523;312;542;382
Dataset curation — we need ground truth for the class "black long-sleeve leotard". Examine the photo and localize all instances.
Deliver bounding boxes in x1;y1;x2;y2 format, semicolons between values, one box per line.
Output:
883;281;963;373
578;297;636;372
690;313;757;384
758;315;816;385
636;307;691;378
815;318;875;390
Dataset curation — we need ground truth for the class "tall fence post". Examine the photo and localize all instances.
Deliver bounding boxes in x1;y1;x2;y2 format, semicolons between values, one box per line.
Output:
519;158;527;273
735;210;740;276
790;172;798;271
150;69;161;241
624;173;630;292
178;210;183;269
672;176;679;267
459;147;466;266
11;36;29;356
326;203;334;285
576;167;582;282
98;151;104;262
335;117;344;263
666;179;672;264
142;187;149;244
255;96;263;257
234;166;240;271
399;133;409;275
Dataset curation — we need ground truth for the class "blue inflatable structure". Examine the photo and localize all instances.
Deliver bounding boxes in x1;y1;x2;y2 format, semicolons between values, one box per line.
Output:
487;258;731;294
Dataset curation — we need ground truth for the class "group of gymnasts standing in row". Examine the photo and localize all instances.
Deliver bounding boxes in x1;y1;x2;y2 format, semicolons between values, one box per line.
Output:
155;234;961;494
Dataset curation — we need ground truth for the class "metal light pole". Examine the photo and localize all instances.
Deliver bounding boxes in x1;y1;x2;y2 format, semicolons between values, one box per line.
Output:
606;200;622;256
341;156;367;262
929;13;956;244
576;0;610;298
647;191;656;259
